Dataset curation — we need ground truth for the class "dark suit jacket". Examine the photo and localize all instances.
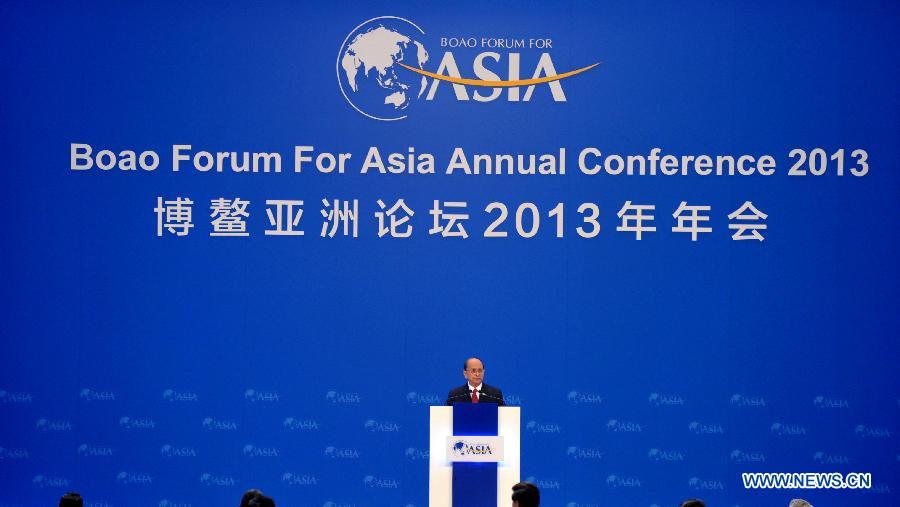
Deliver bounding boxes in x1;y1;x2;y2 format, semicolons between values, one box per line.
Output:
445;383;505;406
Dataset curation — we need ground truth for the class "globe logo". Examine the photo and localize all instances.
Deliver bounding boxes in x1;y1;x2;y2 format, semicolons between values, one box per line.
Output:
337;16;430;121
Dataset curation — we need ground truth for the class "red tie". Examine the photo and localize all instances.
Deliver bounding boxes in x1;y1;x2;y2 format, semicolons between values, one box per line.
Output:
471;390;479;403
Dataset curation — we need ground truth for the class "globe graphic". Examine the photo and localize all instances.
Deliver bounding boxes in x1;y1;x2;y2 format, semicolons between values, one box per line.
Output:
337;16;430;121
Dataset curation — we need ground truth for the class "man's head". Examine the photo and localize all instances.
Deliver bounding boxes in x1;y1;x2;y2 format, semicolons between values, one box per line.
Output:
239;489;263;507
680;500;705;507
463;357;485;388
59;492;83;507
511;481;539;507
248;494;275;507
789;500;813;507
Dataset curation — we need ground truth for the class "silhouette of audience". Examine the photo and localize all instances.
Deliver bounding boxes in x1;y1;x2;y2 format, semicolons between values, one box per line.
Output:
240;489;275;507
59;492;83;507
240;489;264;507
511;481;540;507
249;494;276;507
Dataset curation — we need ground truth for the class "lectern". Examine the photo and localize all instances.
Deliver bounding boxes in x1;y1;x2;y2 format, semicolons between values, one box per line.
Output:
429;404;521;507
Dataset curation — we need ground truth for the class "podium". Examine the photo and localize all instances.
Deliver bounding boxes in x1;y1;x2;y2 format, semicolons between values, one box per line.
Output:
429;404;521;507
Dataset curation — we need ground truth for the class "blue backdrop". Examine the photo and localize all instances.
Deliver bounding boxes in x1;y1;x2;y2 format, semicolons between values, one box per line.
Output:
1;1;898;506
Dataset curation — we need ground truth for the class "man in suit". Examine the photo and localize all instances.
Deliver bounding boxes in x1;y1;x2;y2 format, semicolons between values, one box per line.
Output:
446;357;505;406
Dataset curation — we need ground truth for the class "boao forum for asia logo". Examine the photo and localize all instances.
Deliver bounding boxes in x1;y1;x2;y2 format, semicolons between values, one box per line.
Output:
337;16;600;121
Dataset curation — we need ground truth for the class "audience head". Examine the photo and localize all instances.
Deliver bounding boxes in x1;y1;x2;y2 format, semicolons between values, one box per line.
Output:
789;500;813;507
511;481;540;507
59;492;83;507
680;500;705;507
248;494;276;507
240;489;263;507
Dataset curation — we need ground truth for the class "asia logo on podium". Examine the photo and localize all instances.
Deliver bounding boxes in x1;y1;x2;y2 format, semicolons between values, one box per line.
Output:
446;436;504;462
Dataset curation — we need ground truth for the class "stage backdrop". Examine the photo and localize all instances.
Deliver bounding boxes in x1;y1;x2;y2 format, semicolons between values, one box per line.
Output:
1;1;898;506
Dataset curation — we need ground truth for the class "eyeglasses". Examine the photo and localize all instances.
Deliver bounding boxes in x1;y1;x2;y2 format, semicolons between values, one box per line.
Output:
466;369;484;374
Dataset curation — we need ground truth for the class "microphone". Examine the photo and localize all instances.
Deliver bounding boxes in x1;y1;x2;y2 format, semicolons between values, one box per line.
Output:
446;392;472;402
446;388;505;405
478;391;505;404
